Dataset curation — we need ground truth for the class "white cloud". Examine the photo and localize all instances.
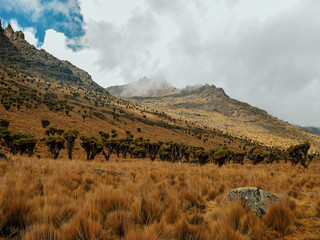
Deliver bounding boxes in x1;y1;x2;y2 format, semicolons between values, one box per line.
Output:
0;0;43;20
81;8;161;83
0;0;81;21
41;29;127;86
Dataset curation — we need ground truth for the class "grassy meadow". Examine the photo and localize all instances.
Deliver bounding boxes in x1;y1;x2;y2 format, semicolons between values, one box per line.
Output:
0;155;319;240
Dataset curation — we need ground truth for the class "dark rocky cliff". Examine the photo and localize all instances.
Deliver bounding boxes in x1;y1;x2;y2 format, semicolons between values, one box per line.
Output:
0;20;107;93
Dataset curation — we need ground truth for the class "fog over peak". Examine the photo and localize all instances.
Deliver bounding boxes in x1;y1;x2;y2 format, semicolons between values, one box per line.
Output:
107;77;175;97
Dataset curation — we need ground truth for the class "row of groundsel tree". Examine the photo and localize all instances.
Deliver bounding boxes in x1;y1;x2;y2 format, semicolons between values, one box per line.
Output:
0;118;314;168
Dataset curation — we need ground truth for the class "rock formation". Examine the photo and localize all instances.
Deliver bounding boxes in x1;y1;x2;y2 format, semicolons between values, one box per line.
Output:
226;187;280;217
4;23;14;39
0;19;105;92
4;23;25;41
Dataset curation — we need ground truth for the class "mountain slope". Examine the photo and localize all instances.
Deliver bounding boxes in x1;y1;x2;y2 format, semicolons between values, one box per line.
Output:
110;82;320;152
0;23;251;158
0;23;103;92
298;126;320;136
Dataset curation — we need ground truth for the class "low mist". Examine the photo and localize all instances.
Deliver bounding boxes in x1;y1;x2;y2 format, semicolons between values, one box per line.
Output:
114;77;176;97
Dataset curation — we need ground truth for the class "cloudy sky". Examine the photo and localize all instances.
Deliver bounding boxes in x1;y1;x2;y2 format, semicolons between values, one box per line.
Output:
0;0;319;127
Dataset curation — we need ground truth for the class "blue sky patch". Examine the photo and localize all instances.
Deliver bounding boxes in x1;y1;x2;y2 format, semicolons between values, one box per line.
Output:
0;0;84;45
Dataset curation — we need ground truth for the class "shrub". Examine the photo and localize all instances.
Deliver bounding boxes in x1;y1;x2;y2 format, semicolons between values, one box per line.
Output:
249;148;265;164
214;147;232;166
80;136;104;160
47;127;57;136
45;136;66;159
99;131;109;139
3;102;10;110
64;129;80;160
0;118;9;129
12;136;37;156
0;129;12;147
41;119;50;128
56;128;65;136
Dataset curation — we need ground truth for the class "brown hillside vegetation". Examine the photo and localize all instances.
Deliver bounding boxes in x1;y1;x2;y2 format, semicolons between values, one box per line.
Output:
0;156;319;239
109;83;320;153
0;23;252;156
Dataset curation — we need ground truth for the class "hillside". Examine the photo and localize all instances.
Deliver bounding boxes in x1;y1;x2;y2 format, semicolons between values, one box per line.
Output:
298;126;320;136
0;22;252;160
109;82;320;153
0;23;102;92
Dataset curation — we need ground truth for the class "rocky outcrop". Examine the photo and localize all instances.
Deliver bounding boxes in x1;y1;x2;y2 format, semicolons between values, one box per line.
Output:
3;24;24;41
13;31;25;41
226;187;280;217
0;19;106;92
4;24;14;39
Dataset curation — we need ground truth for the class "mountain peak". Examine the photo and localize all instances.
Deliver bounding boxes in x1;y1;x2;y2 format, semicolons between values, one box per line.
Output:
107;77;176;97
4;24;14;38
0;21;104;92
4;23;25;41
200;84;228;99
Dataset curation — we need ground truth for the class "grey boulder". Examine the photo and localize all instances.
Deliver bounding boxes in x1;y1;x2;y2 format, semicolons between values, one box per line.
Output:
226;187;280;217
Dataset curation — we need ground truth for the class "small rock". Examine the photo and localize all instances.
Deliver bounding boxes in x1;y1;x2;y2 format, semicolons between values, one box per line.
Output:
94;168;124;177
226;187;280;217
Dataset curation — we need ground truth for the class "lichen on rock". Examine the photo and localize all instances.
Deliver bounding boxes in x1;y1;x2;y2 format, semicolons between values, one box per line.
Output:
226;187;280;217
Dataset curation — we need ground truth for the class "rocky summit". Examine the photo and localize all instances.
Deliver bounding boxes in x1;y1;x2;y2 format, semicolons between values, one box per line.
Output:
4;24;25;41
0;20;105;92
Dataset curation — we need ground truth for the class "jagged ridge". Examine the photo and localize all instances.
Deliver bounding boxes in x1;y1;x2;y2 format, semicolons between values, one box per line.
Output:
0;20;105;92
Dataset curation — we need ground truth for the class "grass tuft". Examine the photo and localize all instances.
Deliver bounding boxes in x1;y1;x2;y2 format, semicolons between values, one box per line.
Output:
263;203;294;236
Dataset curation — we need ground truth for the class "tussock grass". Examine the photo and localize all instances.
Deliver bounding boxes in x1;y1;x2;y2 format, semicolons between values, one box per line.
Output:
263;203;294;236
22;224;60;240
0;156;318;239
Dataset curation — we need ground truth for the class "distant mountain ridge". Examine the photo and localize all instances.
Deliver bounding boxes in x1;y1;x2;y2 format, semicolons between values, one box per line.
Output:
109;80;320;152
0;21;105;92
298;126;320;136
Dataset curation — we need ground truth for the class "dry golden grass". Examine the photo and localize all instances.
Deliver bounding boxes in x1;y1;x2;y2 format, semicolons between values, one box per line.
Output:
0;155;319;239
